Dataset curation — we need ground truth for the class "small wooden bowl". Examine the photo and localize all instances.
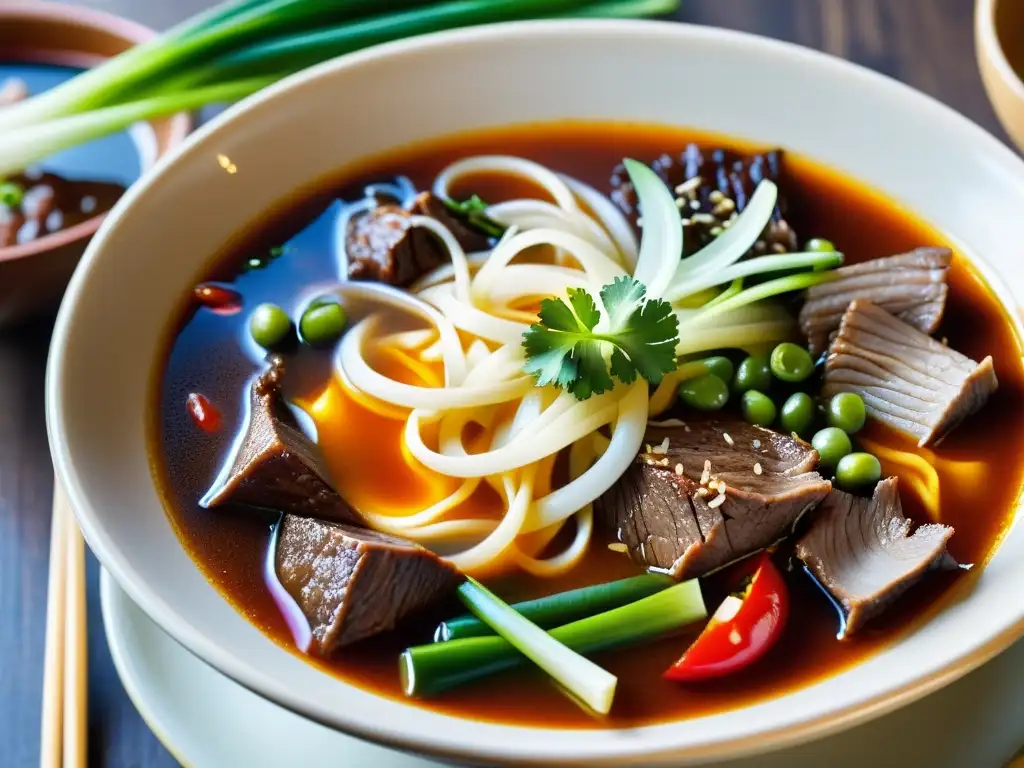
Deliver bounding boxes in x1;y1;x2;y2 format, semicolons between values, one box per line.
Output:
0;2;192;328
976;0;1024;153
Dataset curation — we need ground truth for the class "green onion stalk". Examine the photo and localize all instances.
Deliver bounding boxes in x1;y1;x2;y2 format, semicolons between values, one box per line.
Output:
402;578;706;703
0;0;679;177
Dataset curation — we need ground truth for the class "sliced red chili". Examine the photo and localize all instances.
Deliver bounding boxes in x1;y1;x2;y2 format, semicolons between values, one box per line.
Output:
664;553;789;682
186;393;222;434
194;283;242;315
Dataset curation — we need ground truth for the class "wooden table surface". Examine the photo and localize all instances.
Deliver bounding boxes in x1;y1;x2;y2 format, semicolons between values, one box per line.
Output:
0;1;1014;765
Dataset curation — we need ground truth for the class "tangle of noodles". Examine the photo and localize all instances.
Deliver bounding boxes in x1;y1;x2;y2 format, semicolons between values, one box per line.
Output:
325;155;795;577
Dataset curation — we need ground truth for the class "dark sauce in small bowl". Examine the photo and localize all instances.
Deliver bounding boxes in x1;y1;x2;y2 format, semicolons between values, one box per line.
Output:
0;62;144;249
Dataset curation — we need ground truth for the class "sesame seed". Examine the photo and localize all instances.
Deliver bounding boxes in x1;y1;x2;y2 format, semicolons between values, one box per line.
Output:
708;480;718;492
675;463;684;476
652;437;670;454
701;460;712;485
681;217;692;227
659;457;670;466
712;198;736;217
723;432;734;446
608;542;629;553
674;177;703;196
722;219;733;229
684;425;692;432
754;462;763;475
697;487;709;496
708;190;725;204
645;444;653;453
689;200;701;211
708;492;727;509
691;212;716;225
752;439;761;449
710;226;724;237
675;197;687;209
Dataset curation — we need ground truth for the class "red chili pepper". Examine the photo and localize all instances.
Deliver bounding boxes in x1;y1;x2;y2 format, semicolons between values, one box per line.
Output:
186;393;222;434
663;554;789;682
194;283;242;315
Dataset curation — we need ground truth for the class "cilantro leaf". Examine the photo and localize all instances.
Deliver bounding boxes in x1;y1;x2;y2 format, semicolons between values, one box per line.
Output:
521;277;680;400
441;194;507;239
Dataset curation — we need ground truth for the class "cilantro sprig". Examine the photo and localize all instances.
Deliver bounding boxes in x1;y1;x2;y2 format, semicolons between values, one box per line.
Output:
522;277;680;400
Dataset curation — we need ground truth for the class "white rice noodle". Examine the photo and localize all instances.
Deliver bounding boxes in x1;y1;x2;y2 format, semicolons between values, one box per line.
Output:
418;283;530;346
472;227;624;306
486;199;619;260
525;380;648;532
559;173;639;270
434;155;580;213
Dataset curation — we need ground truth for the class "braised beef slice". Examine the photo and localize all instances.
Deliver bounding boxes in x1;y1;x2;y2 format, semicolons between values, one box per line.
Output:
201;359;359;524
795;477;957;637
799;247;951;357
275;514;461;653
411;191;492;253
345;203;447;286
823;300;998;447
595;422;831;579
609;144;797;255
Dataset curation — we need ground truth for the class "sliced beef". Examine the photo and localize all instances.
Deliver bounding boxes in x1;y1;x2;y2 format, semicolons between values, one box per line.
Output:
275;515;461;653
609;144;798;256
595;422;831;579
795;477;957;637
345;203;448;286
411;191;493;253
823;300;998;447
799;247;951;356
201;359;359;524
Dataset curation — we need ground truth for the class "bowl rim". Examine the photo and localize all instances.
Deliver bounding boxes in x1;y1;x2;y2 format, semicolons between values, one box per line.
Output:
0;0;192;265
976;0;1024;102
46;17;1024;766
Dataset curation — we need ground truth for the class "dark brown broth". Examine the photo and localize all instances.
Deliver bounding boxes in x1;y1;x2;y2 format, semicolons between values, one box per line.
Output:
152;122;1024;728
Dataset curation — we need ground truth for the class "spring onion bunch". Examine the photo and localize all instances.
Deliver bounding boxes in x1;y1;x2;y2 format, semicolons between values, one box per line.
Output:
0;0;679;177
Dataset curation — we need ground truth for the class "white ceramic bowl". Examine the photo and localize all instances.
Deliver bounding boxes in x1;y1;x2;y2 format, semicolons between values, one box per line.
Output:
46;20;1024;767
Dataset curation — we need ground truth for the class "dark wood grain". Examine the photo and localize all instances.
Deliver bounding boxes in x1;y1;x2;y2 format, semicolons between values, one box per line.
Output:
1;1;1010;766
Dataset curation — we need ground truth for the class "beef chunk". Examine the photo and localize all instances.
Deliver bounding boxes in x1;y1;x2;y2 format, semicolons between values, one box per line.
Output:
275;515;461;653
595;422;831;579
411;191;493;253
799;247;951;357
795;477;957;637
823;300;998;447
201;359;359;524
345;204;447;286
610;144;797;256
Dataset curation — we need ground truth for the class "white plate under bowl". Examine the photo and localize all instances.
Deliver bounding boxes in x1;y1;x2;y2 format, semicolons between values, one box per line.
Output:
49;18;1024;768
101;569;1024;768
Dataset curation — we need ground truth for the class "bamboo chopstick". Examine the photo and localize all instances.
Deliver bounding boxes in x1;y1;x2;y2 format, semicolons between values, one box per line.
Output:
40;481;88;768
39;480;67;768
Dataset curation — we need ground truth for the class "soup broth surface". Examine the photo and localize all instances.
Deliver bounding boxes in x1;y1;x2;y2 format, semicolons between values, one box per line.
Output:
154;121;1024;728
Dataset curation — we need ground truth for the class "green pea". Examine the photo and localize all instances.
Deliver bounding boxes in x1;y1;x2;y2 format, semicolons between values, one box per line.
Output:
0;180;23;208
780;392;815;436
835;452;882;490
249;303;291;349
300;301;347;347
741;390;777;427
812;427;852;470
770;342;814;383
827;392;867;434
679;373;730;412
733;354;772;394
806;237;836;253
701;355;734;383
